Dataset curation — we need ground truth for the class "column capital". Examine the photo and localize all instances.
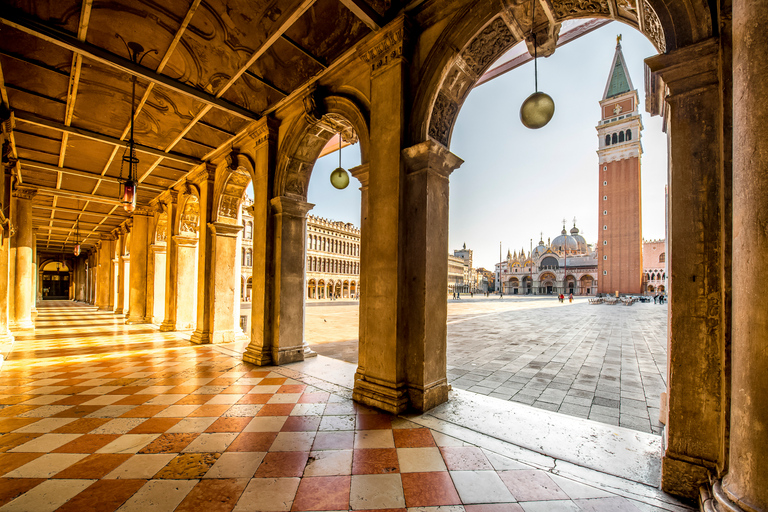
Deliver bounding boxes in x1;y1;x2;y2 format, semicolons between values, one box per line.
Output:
131;206;154;217
150;243;167;254
350;163;370;188
270;196;314;218
357;14;411;75
208;221;243;238
402;140;464;180
12;186;37;200
172;235;198;247
246;116;280;150
645;38;718;104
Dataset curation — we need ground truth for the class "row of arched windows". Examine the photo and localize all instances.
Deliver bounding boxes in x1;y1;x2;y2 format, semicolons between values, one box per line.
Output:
605;129;632;146
307;256;359;275
646;272;666;281
308;234;359;256
242;248;252;267
243;221;253;240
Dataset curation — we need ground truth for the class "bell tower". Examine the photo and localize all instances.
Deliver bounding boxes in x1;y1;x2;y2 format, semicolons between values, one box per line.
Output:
596;35;643;295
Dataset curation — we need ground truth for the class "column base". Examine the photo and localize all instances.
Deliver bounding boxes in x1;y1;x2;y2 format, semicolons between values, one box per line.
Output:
190;330;211;345
114;308;124;315
353;374;409;414
9;320;35;331
303;342;318;358
97;306;112;311
661;452;710;501
125;317;151;325
159;321;176;332
713;478;755;512
243;345;272;366
0;331;15;344
407;378;449;412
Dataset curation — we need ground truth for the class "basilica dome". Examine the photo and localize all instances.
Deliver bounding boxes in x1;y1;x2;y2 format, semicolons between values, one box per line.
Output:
532;239;548;258
552;224;588;254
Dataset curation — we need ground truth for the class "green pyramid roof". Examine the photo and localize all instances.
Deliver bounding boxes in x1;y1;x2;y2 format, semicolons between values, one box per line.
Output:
606;58;630;98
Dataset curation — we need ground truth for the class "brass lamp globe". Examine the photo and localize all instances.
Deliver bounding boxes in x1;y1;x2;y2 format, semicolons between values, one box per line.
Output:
519;0;555;129
330;133;349;190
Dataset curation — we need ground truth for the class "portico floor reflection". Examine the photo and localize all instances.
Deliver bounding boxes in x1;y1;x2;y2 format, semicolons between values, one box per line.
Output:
0;301;690;511
307;297;668;434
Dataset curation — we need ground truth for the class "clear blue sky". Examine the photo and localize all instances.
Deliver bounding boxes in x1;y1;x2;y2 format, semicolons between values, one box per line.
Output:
299;22;667;270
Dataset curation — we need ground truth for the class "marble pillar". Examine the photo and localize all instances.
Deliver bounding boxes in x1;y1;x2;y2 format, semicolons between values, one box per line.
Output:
160;195;178;332
31;241;37;320
243;119;278;365
191;166;215;345
96;237;113;310
126;211;151;324
0;206;12;344
244;196;312;364
721;2;768;509
646;39;728;501
10;186;37;330
401;141;463;411
206;222;242;343
115;228;126;314
150;244;166;323
353;17;409;413
349;164;369;383
173;236;197;330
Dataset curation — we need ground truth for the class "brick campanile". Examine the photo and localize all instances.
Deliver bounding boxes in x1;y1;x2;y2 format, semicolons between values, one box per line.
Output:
596;36;643;295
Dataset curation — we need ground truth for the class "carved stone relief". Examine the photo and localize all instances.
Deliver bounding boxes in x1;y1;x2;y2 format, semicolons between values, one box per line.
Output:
180;197;199;235
616;0;638;21
428;91;459;147
551;0;611;19
641;0;666;53
460;17;516;76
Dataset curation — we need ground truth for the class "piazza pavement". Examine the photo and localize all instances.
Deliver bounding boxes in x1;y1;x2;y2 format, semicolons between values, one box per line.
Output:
305;296;668;435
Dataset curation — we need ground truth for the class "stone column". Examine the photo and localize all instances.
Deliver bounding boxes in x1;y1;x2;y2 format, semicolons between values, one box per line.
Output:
114;227;126;314
243;119;278;365
245;196;312;364
350;163;370;382
173;236;198;330
401;141;463;411
191;165;216;344
96;236;113;310
0;209;12;345
160;193;178;331
10;186;37;330
353;16;410;413
31;240;37;319
721;2;768;510
206;222;242;343
150;244;166;323
646;38;728;501
126;210;151;324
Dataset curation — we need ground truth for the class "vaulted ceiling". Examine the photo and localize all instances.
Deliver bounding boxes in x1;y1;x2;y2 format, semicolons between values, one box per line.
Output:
0;0;397;254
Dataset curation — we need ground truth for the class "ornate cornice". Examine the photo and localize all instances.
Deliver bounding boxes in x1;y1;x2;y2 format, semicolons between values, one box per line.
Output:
358;15;410;75
402;140;464;180
12;185;37;200
208;221;243;238
270;196;314;218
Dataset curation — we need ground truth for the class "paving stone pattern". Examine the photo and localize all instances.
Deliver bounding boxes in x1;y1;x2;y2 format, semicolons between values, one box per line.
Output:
308;297;668;435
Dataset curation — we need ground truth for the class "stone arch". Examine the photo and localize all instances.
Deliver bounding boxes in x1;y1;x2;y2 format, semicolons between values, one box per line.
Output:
214;151;256;224
177;192;201;237
275;94;370;199
410;0;714;149
155;210;168;245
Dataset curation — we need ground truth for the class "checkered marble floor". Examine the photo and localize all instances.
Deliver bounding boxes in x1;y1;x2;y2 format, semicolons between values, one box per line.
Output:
0;302;685;511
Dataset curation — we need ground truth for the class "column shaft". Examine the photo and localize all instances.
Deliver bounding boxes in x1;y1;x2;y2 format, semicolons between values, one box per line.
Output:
126;212;150;324
174;236;198;330
115;230;126;313
722;0;768;509
191;166;216;344
160;196;178;331
96;238;113;310
11;187;37;330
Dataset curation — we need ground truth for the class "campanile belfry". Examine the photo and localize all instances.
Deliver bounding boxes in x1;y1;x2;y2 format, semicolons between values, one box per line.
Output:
596;36;643;295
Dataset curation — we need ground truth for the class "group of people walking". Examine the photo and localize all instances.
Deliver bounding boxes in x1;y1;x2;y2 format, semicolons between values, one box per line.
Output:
558;293;574;303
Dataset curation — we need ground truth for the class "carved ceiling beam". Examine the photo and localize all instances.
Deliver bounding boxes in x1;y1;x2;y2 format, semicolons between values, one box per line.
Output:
20;159;166;193
35;185;126;206
36;225;109;236
280;34;328;68
33;204;129;219
0;9;261;121
244;70;289;96
32;218;119;230
14;110;200;166
0;69;22;184
338;0;384;30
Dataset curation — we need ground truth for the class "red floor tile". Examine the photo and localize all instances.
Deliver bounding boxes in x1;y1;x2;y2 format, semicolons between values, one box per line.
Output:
206;417;252;433
0;478;45;507
189;405;231;417
254;451;310;477
53;453;133;479
257;404;296;416
0;453;44;475
0;433;42;453
53;434;121;453
464;504;525;512
312;432;355;451
128;417;182;434
439;446;494;470
281;416;321;432
50;395;96;406
55;479;146;512
139;433;200;454
236;394;272;405
356;414;393;430
112;394;155;406
119;404;169;418
291;476;351;511
393;428;436;448
257;378;287;386
176;394;215;405
401;472;461;507
278;385;307;394
352;449;400;475
222;385;255;394
174;477;249;512
51;418;111;434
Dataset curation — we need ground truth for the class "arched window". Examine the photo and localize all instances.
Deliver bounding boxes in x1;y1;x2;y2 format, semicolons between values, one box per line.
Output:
662;273;666;280
247;250;252;267
605;134;611;146
241;248;246;266
659;252;666;263
612;133;618;144
626;129;632;141
245;222;253;240
619;131;625;142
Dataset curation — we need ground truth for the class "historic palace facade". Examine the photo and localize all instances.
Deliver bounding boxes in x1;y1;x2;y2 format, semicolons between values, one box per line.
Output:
306;216;360;300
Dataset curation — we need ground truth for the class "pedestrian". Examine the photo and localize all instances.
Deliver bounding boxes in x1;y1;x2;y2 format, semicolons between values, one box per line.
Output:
457;292;460;300
654;294;658;304
452;292;456;300
569;293;573;303
470;291;473;298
